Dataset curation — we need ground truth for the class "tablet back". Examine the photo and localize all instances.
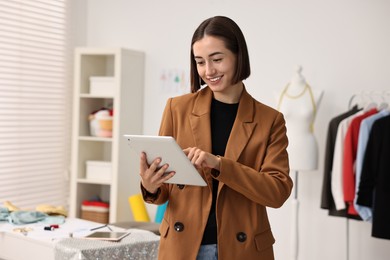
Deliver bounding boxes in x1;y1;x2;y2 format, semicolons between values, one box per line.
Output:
124;135;207;186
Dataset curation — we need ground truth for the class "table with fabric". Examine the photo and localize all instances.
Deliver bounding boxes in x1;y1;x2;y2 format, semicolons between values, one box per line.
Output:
0;218;159;260
55;229;159;259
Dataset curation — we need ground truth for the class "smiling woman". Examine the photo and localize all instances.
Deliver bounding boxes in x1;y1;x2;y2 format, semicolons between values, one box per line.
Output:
138;16;292;260
0;1;71;209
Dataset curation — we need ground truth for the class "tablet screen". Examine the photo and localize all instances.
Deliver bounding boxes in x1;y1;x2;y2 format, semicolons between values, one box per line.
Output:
124;135;207;186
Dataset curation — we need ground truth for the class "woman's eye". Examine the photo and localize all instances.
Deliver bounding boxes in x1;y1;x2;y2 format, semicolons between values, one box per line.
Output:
196;61;205;66
213;58;222;63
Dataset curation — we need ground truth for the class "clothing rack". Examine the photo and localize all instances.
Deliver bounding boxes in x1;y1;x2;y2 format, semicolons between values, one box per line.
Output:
344;91;389;260
321;91;389;260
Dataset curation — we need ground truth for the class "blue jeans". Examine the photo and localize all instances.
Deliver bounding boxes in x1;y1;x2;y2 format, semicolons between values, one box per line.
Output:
196;244;218;260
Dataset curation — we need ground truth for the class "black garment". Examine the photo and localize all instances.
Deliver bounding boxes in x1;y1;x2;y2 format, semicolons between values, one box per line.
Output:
357;115;390;239
320;105;362;219
201;98;238;245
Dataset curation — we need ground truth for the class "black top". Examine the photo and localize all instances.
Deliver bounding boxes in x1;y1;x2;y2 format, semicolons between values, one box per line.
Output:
357;115;390;239
201;98;238;245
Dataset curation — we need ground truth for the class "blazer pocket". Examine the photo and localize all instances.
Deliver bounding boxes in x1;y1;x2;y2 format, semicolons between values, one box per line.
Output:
254;229;275;252
159;218;170;238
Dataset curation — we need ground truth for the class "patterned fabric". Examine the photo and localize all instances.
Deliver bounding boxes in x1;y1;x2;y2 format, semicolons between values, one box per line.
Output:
54;229;159;260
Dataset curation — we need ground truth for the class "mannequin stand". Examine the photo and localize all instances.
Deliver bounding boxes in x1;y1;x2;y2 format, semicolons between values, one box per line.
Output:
291;170;299;260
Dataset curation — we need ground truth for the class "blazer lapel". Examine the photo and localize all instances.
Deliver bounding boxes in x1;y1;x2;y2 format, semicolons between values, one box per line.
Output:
188;87;256;186
189;88;213;185
189;86;257;162
225;88;257;162
189;87;213;153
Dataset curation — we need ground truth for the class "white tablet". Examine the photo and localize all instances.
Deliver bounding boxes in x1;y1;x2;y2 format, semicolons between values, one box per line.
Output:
84;231;130;242
124;135;207;186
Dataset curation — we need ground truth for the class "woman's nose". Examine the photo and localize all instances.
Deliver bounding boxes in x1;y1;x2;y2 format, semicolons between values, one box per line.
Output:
205;63;216;76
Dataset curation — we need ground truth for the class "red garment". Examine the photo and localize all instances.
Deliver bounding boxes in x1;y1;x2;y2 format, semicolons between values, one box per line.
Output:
343;108;377;215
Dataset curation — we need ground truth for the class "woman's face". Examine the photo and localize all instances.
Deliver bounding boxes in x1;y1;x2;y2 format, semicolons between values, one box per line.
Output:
193;35;240;100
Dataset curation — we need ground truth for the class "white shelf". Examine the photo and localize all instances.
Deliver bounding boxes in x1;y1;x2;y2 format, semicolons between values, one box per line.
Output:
78;136;113;142
80;93;114;99
77;178;111;185
69;47;145;223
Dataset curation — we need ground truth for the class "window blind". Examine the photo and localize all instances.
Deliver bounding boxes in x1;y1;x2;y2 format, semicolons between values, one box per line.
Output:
0;0;71;210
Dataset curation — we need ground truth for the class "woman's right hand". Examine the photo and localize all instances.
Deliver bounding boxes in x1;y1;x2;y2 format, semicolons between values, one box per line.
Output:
139;152;175;194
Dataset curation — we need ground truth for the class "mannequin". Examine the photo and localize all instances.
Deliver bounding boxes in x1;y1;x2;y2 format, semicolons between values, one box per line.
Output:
277;66;324;171
277;65;323;260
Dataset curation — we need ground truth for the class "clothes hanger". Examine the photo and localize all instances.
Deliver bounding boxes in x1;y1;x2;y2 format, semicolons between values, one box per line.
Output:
375;90;388;111
383;90;390;112
348;94;355;110
362;91;377;112
348;94;359;110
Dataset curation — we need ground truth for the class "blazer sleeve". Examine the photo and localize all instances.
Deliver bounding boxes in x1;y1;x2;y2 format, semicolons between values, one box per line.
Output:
159;98;175;137
141;98;174;205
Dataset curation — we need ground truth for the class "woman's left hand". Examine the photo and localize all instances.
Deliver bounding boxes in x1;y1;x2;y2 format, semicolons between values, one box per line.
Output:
183;147;221;171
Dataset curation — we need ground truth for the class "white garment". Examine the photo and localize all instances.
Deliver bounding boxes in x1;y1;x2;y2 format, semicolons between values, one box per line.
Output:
331;111;364;210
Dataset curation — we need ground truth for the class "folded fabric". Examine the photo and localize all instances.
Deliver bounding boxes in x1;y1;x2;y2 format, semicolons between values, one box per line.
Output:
36;204;68;217
9;211;48;225
3;201;20;211
0;207;9;221
82;200;109;208
4;210;65;225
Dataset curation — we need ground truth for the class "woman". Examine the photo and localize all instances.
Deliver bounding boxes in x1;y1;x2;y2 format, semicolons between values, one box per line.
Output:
139;16;292;260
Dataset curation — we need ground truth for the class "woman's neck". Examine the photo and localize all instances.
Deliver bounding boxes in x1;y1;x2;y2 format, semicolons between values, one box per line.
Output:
213;82;243;104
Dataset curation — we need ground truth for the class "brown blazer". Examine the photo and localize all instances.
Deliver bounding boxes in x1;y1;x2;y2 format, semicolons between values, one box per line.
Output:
142;86;292;260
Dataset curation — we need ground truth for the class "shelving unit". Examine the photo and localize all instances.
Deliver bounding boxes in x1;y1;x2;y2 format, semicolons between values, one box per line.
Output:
69;47;144;223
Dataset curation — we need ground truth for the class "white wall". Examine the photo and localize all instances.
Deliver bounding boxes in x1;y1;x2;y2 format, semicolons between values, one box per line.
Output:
72;0;390;259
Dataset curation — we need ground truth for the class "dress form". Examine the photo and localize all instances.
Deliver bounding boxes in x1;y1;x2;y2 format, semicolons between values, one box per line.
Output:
277;66;323;260
277;66;323;171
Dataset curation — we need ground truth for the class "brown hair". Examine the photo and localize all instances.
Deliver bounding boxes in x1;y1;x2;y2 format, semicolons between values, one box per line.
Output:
190;16;251;93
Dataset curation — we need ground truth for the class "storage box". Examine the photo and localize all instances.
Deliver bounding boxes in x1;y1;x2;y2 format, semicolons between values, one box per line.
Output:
81;210;109;224
86;161;112;181
81;200;109;224
89;76;115;96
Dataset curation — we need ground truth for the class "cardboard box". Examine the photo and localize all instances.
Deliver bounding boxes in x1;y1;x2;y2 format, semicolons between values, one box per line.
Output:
89;77;115;96
86;160;112;181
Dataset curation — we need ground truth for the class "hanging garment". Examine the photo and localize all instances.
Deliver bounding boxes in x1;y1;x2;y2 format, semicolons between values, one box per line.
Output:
321;105;361;218
354;110;390;221
357;115;390;239
331;110;364;211
342;108;378;215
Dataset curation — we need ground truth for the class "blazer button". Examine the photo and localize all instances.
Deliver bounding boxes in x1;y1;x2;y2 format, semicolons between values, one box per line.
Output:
177;184;185;189
174;222;184;232
236;232;247;242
